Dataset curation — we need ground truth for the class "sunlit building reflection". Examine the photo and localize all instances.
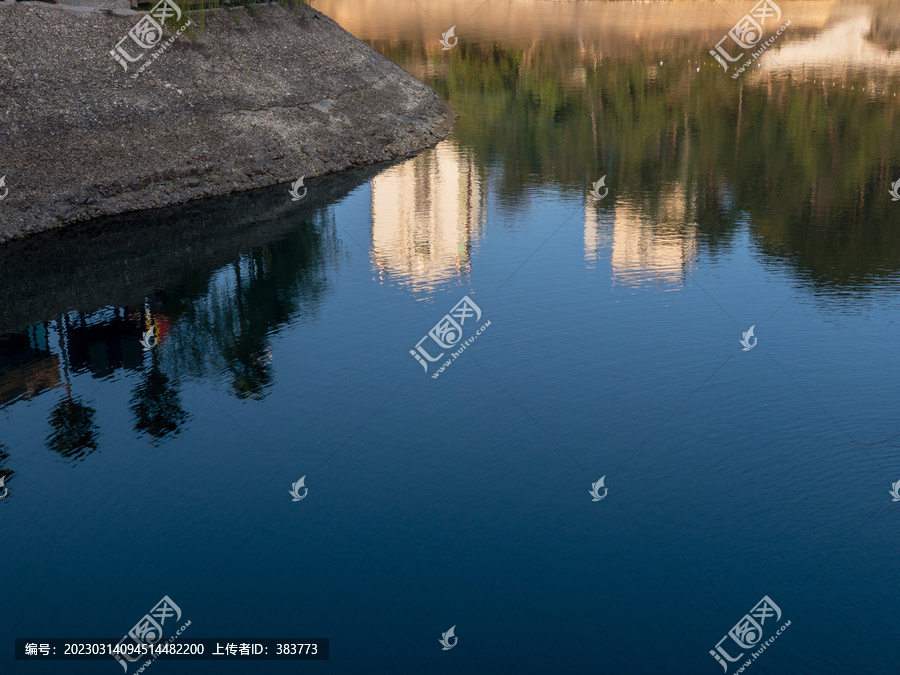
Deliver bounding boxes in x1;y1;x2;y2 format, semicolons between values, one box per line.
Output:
370;142;485;292
585;183;698;288
760;16;900;77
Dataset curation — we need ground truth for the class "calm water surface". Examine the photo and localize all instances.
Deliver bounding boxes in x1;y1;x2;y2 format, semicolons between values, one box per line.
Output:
3;1;900;672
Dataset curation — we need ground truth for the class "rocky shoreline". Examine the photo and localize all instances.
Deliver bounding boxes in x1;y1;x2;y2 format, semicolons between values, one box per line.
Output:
0;0;455;243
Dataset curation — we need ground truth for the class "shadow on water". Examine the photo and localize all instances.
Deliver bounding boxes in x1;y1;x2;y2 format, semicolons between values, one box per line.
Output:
0;167;379;334
0;165;381;469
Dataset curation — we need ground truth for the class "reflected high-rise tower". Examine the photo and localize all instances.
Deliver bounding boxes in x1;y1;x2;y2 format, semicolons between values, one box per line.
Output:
371;143;485;292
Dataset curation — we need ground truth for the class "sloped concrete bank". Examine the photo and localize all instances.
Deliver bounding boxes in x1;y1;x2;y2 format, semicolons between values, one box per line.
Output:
0;1;455;243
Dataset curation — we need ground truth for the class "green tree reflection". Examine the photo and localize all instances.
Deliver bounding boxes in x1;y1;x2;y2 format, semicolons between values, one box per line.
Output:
380;38;900;292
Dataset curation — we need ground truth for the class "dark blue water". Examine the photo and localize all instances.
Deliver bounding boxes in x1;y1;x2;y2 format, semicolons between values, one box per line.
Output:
3;2;900;673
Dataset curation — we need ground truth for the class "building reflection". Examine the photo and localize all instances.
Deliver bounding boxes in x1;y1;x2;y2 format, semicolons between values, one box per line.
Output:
370;143;485;292
759;15;900;77
314;0;834;50
0;325;60;407
60;308;148;379
585;183;698;288
0;296;263;463
0;307;179;461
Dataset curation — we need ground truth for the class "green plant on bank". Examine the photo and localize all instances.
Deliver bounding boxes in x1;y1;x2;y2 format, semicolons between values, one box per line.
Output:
151;0;307;39
275;0;307;11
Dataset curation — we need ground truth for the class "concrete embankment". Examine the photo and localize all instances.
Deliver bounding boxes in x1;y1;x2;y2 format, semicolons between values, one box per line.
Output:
0;1;455;243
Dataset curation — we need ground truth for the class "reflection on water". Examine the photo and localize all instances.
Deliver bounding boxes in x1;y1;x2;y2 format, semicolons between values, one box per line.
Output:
2;2;900;468
762;15;900;76
586;184;699;288
314;0;835;46
0;169;373;491
0;444;12;504
0;4;896;452
3;2;900;670
371;143;485;292
329;0;900;293
158;215;343;401
0;325;60;406
1;307;191;460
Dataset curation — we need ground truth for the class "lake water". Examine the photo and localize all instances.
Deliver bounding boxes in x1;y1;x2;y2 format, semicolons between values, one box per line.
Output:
3;1;900;672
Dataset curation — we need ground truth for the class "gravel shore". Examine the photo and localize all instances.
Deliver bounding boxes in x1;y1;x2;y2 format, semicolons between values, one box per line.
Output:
0;0;455;243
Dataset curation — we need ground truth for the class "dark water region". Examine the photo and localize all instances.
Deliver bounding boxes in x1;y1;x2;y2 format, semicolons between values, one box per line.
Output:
0;169;360;446
3;1;900;673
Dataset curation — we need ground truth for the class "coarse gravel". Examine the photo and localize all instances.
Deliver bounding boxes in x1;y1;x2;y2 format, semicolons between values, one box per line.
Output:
0;0;456;243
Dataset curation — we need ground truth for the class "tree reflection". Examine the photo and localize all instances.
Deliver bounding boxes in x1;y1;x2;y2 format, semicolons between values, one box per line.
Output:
226;341;273;400
389;37;900;292
158;215;341;400
130;348;189;443
0;172;360;461
46;315;99;461
47;397;99;461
